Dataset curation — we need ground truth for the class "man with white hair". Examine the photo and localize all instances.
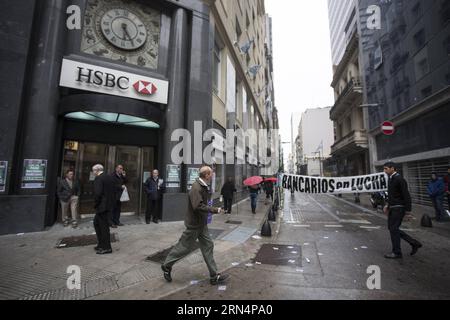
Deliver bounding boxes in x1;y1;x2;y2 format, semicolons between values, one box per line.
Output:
92;164;116;255
161;166;229;285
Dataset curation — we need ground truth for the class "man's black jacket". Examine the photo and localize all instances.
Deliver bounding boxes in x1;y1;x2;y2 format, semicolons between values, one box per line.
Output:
387;172;412;212
94;173;116;214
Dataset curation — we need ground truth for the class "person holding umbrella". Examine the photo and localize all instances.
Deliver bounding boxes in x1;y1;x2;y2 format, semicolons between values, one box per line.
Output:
244;176;263;214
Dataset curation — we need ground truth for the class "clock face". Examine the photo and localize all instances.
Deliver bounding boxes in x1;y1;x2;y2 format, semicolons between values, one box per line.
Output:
81;0;160;69
100;9;148;50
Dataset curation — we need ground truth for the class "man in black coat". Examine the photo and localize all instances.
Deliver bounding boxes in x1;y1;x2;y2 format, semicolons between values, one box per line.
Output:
383;162;422;259
110;165;128;228
144;169;165;224
92;164;116;255
221;177;237;214
264;181;274;201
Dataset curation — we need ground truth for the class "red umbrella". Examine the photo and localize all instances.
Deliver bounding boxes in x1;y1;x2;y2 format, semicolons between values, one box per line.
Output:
243;176;263;186
264;177;277;183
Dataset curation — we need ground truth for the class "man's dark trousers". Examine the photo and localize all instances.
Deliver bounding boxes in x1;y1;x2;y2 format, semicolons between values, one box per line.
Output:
224;197;233;213
94;211;112;250
388;207;419;255
146;199;160;221
431;196;445;220
111;201;122;225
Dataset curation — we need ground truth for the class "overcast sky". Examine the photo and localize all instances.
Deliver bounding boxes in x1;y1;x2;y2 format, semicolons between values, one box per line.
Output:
265;0;335;160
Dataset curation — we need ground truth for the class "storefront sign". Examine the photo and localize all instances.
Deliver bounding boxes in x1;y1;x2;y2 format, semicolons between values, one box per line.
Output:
166;165;181;188
59;58;169;104
22;159;47;189
281;173;388;194
187;168;200;191
0;161;8;192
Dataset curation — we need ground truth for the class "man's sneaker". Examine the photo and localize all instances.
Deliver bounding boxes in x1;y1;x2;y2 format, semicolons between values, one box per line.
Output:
210;273;230;285
161;265;172;282
411;243;423;256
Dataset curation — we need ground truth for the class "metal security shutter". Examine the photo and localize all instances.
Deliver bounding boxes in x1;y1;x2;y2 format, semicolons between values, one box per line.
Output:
407;157;450;209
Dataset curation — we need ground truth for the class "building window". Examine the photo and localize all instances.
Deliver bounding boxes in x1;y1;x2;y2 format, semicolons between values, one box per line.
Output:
417;59;429;78
414;48;430;81
236;17;242;42
413;29;426;50
421;86;432;98
412;2;423;21
213;41;221;95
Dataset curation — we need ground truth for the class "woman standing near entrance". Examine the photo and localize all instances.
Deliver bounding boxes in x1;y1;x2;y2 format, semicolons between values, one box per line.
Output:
57;170;81;228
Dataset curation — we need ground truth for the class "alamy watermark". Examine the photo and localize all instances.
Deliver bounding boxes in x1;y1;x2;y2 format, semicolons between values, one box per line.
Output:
366;265;381;290
66;265;81;290
170;122;280;167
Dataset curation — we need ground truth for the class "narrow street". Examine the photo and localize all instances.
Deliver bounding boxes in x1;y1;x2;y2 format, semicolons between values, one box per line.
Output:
163;192;450;300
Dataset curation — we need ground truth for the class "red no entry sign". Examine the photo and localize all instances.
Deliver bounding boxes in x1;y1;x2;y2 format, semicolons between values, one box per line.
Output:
381;121;395;135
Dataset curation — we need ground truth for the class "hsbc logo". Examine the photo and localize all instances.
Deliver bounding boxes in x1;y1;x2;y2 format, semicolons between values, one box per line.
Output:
60;59;169;104
133;81;157;95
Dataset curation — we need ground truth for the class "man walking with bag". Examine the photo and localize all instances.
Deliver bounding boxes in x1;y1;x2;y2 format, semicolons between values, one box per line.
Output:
383;162;423;259
161;166;229;285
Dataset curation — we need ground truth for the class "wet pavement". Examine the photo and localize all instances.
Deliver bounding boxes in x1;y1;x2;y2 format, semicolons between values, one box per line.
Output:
0;197;272;300
162;193;450;300
1;192;449;300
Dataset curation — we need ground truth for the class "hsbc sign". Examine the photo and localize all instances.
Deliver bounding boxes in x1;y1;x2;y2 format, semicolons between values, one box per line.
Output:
59;58;169;104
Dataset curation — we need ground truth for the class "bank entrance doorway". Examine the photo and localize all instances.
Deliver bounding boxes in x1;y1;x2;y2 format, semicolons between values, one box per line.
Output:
61;141;155;217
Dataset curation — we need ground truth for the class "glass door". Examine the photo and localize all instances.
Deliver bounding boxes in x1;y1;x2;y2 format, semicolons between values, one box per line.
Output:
78;143;109;215
61;141;156;217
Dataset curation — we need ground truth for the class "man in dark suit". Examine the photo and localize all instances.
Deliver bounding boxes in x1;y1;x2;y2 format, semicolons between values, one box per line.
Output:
144;169;165;224
383;162;422;259
221;177;236;214
92;164;116;255
110;164;128;228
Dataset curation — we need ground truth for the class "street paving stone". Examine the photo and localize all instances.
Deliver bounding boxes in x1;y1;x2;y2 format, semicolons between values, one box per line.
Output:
0;199;272;300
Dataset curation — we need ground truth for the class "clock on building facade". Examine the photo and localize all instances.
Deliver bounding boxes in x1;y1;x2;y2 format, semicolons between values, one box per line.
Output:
81;0;161;69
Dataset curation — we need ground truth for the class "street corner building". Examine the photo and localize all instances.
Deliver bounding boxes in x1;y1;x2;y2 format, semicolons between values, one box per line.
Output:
0;0;279;235
327;0;450;209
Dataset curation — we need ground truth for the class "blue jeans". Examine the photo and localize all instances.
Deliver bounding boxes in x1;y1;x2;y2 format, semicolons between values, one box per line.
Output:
250;193;258;211
431;196;445;220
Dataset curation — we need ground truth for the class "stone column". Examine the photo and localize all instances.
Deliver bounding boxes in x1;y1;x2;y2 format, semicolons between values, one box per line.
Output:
161;8;189;194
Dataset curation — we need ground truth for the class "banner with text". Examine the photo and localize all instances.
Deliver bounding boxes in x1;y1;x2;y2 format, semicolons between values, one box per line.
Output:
281;173;388;194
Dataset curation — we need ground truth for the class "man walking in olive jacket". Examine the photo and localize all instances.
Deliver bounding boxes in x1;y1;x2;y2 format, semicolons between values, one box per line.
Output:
161;166;229;285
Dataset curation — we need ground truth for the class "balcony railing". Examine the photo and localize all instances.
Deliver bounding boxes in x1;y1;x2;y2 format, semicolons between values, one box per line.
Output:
330;77;363;120
331;130;368;155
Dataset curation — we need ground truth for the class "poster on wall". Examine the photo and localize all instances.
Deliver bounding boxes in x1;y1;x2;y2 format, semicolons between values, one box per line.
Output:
187;168;200;191
22;159;47;189
0;161;8;192
166;164;181;188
